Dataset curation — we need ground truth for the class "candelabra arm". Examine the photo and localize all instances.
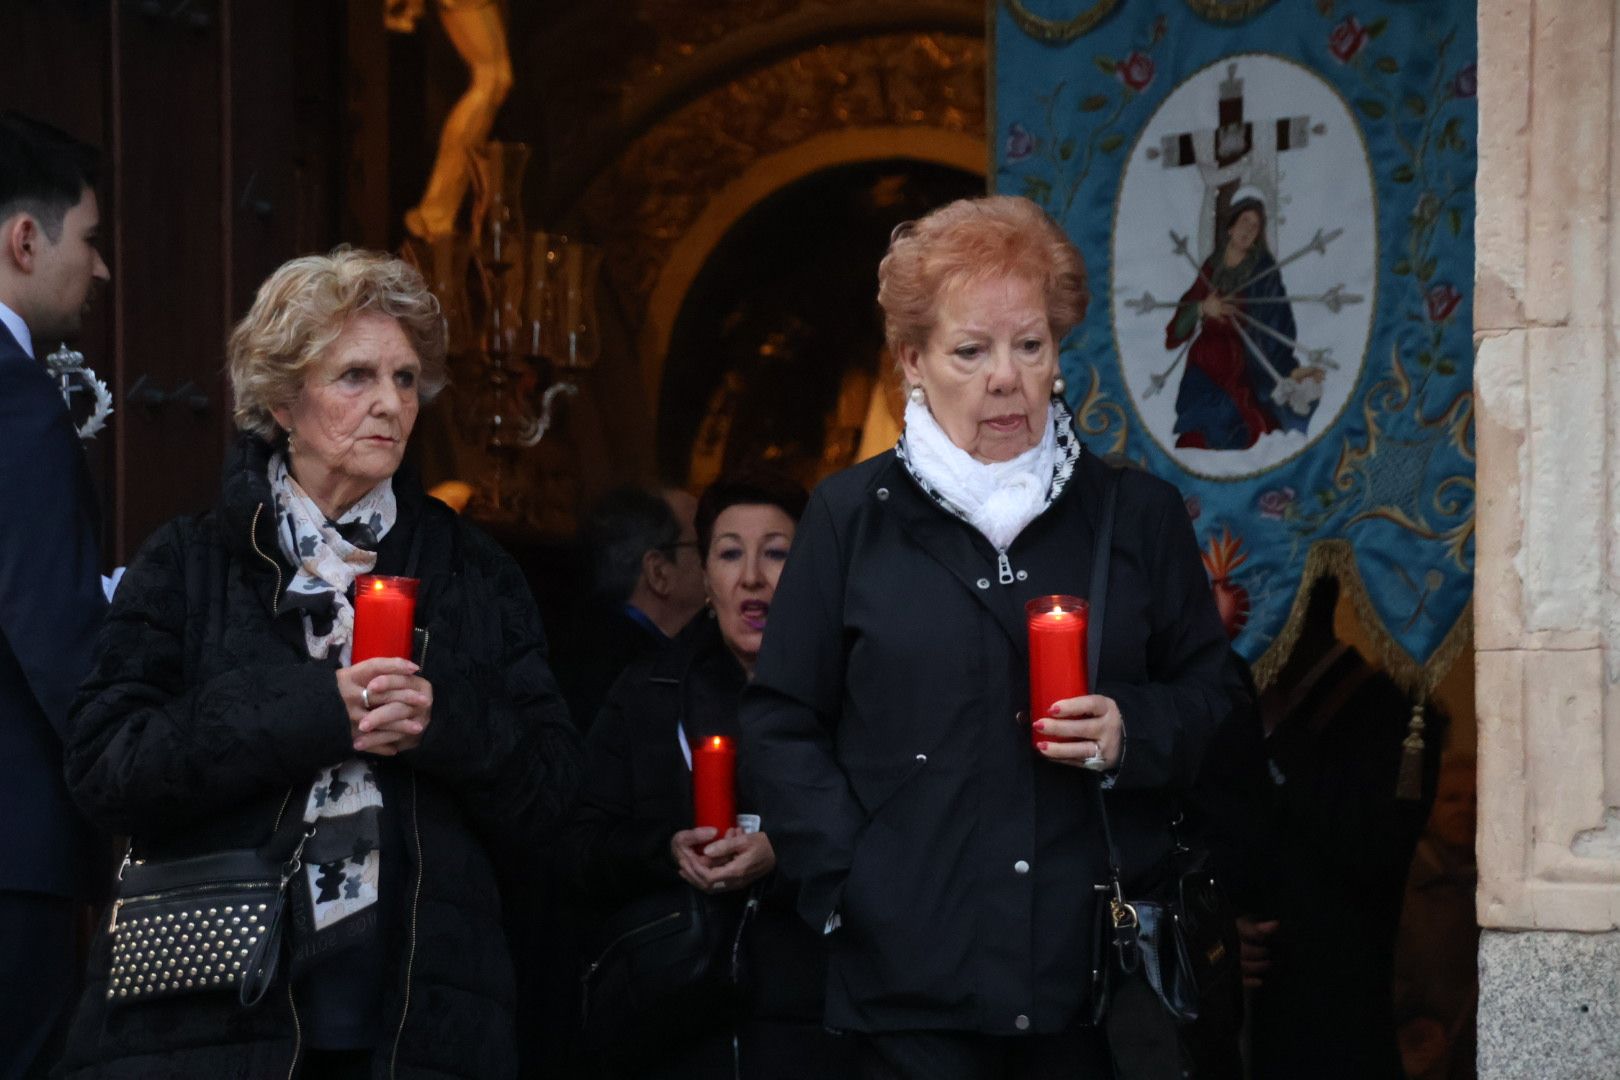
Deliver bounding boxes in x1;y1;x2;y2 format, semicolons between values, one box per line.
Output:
514;381;578;447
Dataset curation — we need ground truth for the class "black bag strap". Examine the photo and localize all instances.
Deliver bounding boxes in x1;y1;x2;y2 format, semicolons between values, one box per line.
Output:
1085;465;1124;888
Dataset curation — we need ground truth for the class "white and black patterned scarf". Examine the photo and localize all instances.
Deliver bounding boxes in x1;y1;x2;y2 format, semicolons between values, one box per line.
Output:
897;397;1081;551
267;454;395;959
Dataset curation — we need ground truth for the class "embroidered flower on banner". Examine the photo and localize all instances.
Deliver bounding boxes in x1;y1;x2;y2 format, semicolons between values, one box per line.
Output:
1005;122;1038;162
1425;283;1463;323
1116;51;1156;92
1257;487;1296;520
1328;15;1369;63
1452;63;1477;99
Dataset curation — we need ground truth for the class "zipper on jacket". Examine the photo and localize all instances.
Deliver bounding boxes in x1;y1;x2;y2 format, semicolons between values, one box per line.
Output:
390;774;423;1080
583;911;683;977
249;503;285;613
278;787;306;1080
579;909;685;1025
284;980;302;1080
997;549;1015;585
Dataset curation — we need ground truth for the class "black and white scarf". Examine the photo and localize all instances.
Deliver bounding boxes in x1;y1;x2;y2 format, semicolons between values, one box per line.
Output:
897;397;1081;551
268;454;394;958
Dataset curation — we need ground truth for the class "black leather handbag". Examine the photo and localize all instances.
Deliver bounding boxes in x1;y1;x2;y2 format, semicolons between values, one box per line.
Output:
1082;467;1242;1030
580;883;756;1064
104;825;313;1009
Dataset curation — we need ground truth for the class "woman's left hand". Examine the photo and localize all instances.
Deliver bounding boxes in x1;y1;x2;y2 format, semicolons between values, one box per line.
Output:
1033;693;1124;770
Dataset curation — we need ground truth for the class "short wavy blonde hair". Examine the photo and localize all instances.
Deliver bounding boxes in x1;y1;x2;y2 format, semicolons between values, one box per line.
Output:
228;248;448;441
876;195;1089;356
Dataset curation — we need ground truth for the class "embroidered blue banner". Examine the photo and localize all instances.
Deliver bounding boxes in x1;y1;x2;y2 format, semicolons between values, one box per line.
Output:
993;0;1476;694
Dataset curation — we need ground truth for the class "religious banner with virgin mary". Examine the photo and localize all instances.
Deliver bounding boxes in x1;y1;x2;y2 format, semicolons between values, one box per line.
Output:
994;0;1476;697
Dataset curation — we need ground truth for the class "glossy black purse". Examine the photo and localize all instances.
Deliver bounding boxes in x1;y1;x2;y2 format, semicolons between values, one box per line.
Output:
580;883;756;1065
1082;467;1242;1029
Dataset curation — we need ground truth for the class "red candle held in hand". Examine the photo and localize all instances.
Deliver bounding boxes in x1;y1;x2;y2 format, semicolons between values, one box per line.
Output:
1026;595;1089;746
352;575;418;663
692;735;737;835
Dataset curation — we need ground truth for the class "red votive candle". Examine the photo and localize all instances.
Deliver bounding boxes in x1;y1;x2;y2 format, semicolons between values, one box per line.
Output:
1026;595;1089;746
692;735;737;835
352;575;418;663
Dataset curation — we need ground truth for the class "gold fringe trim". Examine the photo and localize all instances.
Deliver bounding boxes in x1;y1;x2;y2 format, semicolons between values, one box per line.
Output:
1247;539;1473;700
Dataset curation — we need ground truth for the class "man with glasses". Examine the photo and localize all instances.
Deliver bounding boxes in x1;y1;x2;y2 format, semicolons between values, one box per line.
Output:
558;485;707;734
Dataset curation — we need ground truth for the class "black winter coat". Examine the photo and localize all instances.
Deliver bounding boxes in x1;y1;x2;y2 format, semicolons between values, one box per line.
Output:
557;616;833;1057
739;445;1241;1038
57;437;582;1080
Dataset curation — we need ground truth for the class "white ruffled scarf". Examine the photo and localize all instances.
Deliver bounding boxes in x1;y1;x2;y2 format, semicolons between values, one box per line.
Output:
901;398;1060;551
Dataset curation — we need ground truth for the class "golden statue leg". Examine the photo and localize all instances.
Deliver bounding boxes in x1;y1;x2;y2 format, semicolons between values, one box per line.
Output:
405;0;513;240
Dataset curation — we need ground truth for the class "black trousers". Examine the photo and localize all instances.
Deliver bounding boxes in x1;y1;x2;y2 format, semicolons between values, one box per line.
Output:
854;1025;1111;1080
0;892;76;1080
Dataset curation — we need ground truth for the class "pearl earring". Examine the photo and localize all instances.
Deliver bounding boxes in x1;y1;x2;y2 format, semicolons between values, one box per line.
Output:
908;384;926;406
1052;376;1066;397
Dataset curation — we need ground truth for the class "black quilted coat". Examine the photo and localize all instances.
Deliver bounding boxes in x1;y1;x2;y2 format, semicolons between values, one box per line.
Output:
56;436;582;1080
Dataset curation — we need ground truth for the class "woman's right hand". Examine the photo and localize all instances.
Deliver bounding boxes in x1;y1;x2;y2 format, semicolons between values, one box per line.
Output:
337;657;428;756
1200;294;1234;320
670;827;722;892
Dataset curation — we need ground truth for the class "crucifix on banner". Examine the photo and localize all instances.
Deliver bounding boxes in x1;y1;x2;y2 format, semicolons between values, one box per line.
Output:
1150;62;1319;257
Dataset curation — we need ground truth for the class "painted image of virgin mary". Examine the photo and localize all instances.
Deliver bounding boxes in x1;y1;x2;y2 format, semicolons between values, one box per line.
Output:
1166;198;1324;450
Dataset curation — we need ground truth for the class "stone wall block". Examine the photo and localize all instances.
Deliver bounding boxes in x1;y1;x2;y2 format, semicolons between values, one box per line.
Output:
1474;0;1530;332
1524;648;1606;870
1521;326;1607;631
1477;647;1527;926
1473;329;1527;650
1524;0;1615;328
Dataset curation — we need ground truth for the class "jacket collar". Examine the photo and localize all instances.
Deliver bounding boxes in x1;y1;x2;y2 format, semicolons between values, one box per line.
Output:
872;437;1102;657
218;435;432;628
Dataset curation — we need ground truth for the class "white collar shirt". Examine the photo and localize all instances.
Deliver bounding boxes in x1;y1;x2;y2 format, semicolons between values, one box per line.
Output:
0;300;35;359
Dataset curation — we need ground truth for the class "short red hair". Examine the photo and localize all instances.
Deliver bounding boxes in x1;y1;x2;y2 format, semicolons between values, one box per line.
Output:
876;195;1089;355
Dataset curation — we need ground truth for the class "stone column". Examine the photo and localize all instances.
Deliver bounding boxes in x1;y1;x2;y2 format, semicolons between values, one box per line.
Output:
1475;1;1620;1075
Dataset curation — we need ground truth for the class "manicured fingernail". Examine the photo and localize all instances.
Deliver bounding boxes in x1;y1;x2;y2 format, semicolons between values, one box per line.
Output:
1033;721;1045;732
1037;741;1050;752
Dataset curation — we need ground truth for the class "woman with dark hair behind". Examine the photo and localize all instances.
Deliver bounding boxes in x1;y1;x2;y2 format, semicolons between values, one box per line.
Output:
560;472;852;1078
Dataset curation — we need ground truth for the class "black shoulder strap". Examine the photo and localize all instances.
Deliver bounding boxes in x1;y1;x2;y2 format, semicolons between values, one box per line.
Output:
1086;467;1118;691
1087;466;1124;885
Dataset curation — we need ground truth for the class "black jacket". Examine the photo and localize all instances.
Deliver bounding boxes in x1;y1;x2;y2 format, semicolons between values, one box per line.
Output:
1250;645;1446;1079
0;322;108;899
739;445;1240;1037
57;436;582;1079
558;614;830;1033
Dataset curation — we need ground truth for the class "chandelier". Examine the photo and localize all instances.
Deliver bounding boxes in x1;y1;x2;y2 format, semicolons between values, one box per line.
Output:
406;141;603;511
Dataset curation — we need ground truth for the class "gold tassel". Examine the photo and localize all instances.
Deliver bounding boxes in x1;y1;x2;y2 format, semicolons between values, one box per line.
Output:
1395;701;1426;801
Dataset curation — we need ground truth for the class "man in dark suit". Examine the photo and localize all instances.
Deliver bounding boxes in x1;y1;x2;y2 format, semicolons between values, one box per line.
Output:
0;111;111;1079
555;484;705;732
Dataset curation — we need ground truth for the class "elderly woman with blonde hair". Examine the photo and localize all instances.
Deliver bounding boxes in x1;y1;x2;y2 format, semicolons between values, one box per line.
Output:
57;249;581;1080
740;195;1241;1078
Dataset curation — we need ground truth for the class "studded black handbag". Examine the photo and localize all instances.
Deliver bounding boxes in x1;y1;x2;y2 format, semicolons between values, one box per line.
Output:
104;828;313;1009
